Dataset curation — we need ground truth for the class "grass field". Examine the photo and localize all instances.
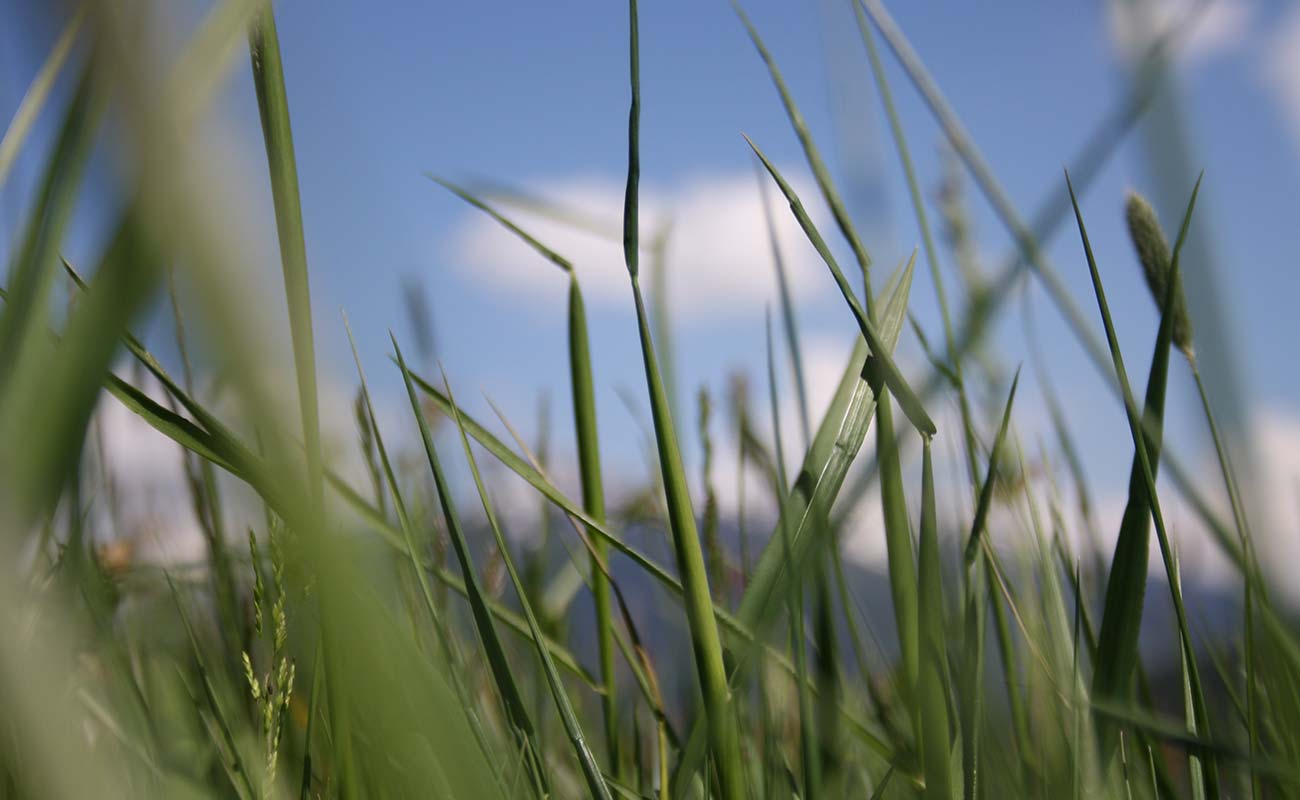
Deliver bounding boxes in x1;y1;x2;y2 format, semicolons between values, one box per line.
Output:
0;2;1294;798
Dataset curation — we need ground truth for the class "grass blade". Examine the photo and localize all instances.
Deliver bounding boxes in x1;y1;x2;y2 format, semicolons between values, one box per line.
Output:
1066;171;1219;798
248;7;322;502
918;439;954;800
0;8;82;189
440;368;614;800
620;2;743;796
1091;178;1201;759
395;340;549;794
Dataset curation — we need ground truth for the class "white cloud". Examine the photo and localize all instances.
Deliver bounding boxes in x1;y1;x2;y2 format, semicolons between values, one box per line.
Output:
1263;4;1300;152
1108;0;1253;66
447;172;834;320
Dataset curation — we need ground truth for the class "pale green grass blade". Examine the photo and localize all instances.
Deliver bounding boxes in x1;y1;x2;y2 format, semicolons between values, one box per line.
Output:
0;66;97;391
442;367;614;800
248;7;323;501
0;8;82;189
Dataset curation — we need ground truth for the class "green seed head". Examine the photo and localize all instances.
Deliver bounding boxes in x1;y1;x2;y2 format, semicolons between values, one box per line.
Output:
1125;191;1194;359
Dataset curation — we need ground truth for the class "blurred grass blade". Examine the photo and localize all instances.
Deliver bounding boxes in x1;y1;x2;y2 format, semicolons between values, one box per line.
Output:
248;7;322;500
0;7;82;189
441;368;615;800
766;313;819;799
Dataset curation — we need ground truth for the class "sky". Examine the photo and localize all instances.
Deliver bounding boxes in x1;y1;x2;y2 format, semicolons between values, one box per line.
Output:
3;0;1300;582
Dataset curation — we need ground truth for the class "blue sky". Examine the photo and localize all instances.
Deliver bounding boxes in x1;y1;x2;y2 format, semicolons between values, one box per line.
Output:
4;0;1300;571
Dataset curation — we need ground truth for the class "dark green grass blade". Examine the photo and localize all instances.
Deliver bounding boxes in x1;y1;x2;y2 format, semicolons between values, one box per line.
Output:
440;369;614;800
1091;177;1202;760
964;369;1021;568
248;7;323;502
748;137;934;437
395;339;548;793
918;440;954;800
1066;172;1219;798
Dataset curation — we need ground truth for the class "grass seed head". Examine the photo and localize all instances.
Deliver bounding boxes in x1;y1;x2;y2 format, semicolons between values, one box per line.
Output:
1125;190;1194;359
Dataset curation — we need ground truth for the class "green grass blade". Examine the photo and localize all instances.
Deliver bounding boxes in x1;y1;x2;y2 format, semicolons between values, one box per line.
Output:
248;7;323;502
755;159;811;446
621;1;742;795
963;369;1021;569
918;439;954;800
1091;179;1201;762
766;313;819;799
748;137;934;437
1066;172;1219;798
394;344;549;793
440;369;614;800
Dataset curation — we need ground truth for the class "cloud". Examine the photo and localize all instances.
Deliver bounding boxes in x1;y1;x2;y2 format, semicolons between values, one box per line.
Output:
1263;4;1300;152
1108;0;1253;66
446;172;833;320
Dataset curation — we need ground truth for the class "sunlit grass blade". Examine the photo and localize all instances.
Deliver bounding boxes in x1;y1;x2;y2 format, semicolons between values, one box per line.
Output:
620;2;742;795
248;6;322;501
439;368;614;800
1066;172;1219;798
